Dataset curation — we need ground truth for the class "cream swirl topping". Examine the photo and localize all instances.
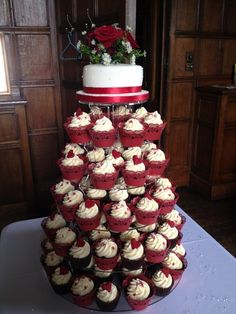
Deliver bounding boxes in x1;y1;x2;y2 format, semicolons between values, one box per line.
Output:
162;252;183;270
63;190;84;206
135;222;157;232
114;105;131;116
93;116;114;132
90;106;103;115
106;153;124;166
144;111;163;125
141;142;157;152
44;251;63;267
136;196;159;212
90;225;111;241
122;240;144;260
94;264;113;278
97;283;118;302
153;187;175;201
171;244;186;257
123;118;144;131
55;227;76;244
110;201;131;219
145;233;167;251
76;201;99;219
127;278;150;300
155;177;172;189
69;112;91;127
52;267;72;285
120;228;140;242
146;149;165;162
152;270;172;288
71;276;94;296
132;107;148;119
63;143;85;155
61;154;84;166
87;187;107;199
128;185;145;195
109;188;129;202
45;213;66;229
95;239;118;258
164;209;182;225
54;179;75;195
158;223;178;240
87;147;105;162
93;160;116;175
69;240;90;258
122;267;143;276
125;159;145;172
122;146;142;160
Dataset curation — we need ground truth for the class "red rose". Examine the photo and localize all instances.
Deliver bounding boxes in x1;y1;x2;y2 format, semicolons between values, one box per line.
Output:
88;25;124;49
126;31;140;49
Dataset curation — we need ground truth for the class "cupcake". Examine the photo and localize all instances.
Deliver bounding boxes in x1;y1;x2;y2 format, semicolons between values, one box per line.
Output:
135;222;157;233
41;238;54;253
64;110;91;144
59;190;84;222
71;275;95;306
141;141;157;153
119;228;140;242
145;232;168;263
105;150;124;170
94;264;113;281
63;143;85;156
103;201;133;232
143;111;166;141
162;252;187;280
75;199;100;231
128;185;145;196
53;226;76;256
146;148;169;176
106;139;124;154
134;194;160;225
86;187;107;201
161;209;186;231
124;276;153;310
87;147;105;163
50;265;72;294
109;183;129;202
121;239;144;270
119;118;146;147
153;187;179;215
50;179;75;204
122;266;144;277
157;222;179;247
57;150;86;183
90;106;106;122
89;116;116;147
69;237;92;271
122;146;142;160
94;238;119;270
96;282;120;311
155;176;175;191
89;160;118;190
170;243;186;258
131;107;148;121
113;105;131;126
152;268;174;296
41;212;66;240
122;156;148;187
41;250;64;276
89;225;111;242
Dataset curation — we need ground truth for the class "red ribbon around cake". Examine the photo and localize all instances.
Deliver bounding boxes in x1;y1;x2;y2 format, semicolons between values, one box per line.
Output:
83;86;142;94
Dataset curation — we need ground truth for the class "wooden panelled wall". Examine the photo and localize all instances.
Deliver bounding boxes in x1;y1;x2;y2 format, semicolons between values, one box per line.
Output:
0;0;63;217
162;0;236;186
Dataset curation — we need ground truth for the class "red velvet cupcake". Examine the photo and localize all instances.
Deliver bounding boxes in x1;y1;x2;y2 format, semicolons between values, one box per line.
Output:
41;250;64;276
52;226;76;257
134;194;160;225
89;160;118;190
121;239;144;270
50;265;73;294
89;116;116;147
143;111;166;141
122;156;148;187
96;282;120;311
58;189;84;222
145;232;169;263
152;268;174;296
119;118;146;147
50;179;75;204
162;252;187;280
41;212;66;240
75;199;100;231
153;187;179;215
94;238;119;270
71;275;96;306
69;236;92;271
145;148;169;176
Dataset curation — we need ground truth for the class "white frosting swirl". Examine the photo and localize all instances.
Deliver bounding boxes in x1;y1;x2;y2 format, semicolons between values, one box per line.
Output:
61;154;84;166
93;116;114;132
106;153;124;166
54;179;75;195
171;244;186;257
152;270;172;288
63;190;84;206
52;267;72;285
158;223;179;240
122;267;143;276
146;149;165;162
114;105;131;116
128;185;145;195
122;147;142;160
87;147;105;162
120;228;140;242
55;227;76;244
145;233;167;251
125;159;145;172
87;187;107;199
45;213;66;229
122;240;144;260
71;276;94;296
76;201;99;219
90;225;111;241
155;177;172;189
95;239;118;258
135;222;157;232
69;240;90;258
136;197;159;212
162;252;183;270
97;283;118;302
123;118;144;131
93;160;116;175
69;112;91;127
63;143;85;155
153;187;175;201
110;201;131;219
109;187;129;202
127;278;150;300
44;251;63;267
144;111;163;125
94;264;113;278
163;209;182;225
132;107;148;119
141;142;157;152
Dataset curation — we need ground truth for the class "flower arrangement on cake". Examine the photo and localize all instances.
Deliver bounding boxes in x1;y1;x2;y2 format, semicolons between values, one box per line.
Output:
77;24;146;65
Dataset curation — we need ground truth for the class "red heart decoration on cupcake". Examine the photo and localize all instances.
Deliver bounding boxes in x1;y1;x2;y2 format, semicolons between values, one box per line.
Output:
133;155;143;165
167;221;175;228
162;267;170;277
131;238;141;249
85;199;96;208
112;149;122;159
59;266;69;275
101;282;112;292
67;150;74;158
144;193;153;200
77;236;85;247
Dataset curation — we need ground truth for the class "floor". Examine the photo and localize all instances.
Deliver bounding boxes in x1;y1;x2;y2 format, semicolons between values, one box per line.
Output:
1;187;235;257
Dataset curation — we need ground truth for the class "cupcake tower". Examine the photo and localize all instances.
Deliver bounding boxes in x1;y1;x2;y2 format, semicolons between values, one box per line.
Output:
41;103;187;311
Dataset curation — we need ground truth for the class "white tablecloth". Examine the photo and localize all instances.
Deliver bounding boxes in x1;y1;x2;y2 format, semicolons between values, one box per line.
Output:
0;205;236;314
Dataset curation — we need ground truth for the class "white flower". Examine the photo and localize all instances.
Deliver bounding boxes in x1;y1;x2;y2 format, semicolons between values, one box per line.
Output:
122;41;132;53
102;53;112;65
82;30;87;35
98;43;105;50
91;39;96;45
130;54;136;65
126;26;132;32
91;49;97;54
76;40;81;50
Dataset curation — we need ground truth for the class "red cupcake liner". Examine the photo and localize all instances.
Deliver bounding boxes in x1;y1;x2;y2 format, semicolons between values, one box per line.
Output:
64;121;92;144
145;246;169;264
40;255;64;277
41;238;54;253
118;126;146;147
103;203;133;232
75;212;100;231
155;192;179;215
169;258;188;280
90;171;118;190
122;169;148;187
58;203;79;222
134;207;160;225
50;186;66;204
146;157;169;176
52;241;74;257
57;159;86;183
72;289;95;306
94;254;120;270
144;122;166;141
89;128;116;148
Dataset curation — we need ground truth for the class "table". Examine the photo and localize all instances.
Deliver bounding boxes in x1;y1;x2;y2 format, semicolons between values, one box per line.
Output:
0;205;236;314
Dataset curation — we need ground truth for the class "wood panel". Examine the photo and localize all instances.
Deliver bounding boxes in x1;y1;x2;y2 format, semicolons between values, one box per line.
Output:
175;0;198;32
0;0;10;26
171;82;193;118
223;0;236;33
222;40;236;76
220;128;236;176
0;111;18;141
198;39;220;76
174;38;195;78
199;0;223;32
